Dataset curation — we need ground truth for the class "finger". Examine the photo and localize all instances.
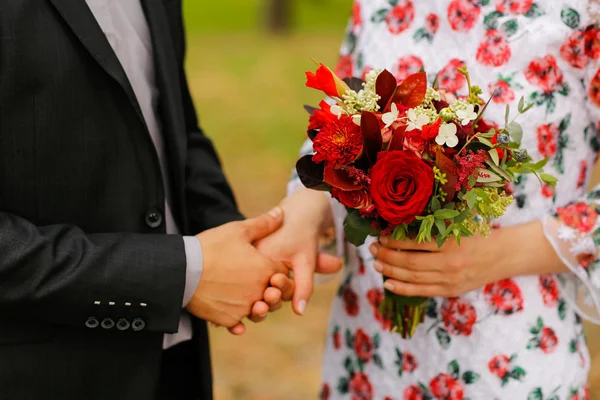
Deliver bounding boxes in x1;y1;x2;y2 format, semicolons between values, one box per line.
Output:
370;244;443;272
269;301;283;312
291;251;315;316
243;207;284;242
383;280;448;297
227;322;246;335
315;253;343;274
263;287;282;306
373;260;446;285
249;301;269;323
270;273;294;302
379;235;441;252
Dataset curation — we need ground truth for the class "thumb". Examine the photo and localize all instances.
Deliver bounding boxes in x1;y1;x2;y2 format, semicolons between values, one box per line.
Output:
291;251;315;316
315;253;343;275
242;207;284;242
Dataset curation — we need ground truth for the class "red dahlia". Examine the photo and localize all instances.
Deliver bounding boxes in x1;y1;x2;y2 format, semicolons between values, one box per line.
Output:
313;115;363;168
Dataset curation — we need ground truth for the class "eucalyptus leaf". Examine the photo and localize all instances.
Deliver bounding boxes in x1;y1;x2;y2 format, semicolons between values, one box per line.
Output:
476;168;503;183
518;96;525;113
507;122;523;144
485;160;512;181
478;137;494;147
540;173;558;187
489;148;500;166
434;209;460;219
532;158;549;170
504;104;510;126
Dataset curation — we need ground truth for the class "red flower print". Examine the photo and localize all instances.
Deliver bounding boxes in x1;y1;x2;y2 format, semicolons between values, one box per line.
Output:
438;59;467;93
333;327;342;350
393;55;424;83
429;373;465;400
541;183;555;199
386;1;415;35
536;123;558;157
361;66;374;80
476;29;511;67
426;13;440;34
349;372;373;400
352;1;362;32
441;298;477;336
577;253;595;269
320;383;331;400
403;386;425;400
484;279;524;315
584;26;600;60
335;55;354;80
539;327;558;354
488;354;511;379
447;0;481;33
557;202;598;233
367;288;392;330
538;275;559;307
489;80;515;104
495;0;533;15
343;286;360;316
403;352;418;373
525;55;564;93
589;68;600;108
578;160;588;189
354;329;374;363
560;29;589;69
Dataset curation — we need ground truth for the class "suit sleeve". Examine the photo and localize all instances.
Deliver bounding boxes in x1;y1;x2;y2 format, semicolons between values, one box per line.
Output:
0;212;187;333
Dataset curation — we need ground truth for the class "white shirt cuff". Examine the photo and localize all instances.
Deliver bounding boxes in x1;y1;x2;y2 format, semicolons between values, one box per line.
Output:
182;236;203;307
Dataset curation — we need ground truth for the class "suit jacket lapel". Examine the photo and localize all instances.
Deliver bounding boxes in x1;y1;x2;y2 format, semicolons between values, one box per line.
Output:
141;0;187;225
48;0;148;132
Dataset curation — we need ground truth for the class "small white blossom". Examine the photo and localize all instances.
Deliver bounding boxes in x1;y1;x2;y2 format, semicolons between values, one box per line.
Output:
456;104;478;126
330;104;344;118
352;114;362;126
382;103;399;128
435;123;459;148
406;108;429;131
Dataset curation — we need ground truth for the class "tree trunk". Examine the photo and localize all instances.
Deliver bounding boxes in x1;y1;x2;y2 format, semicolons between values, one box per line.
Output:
266;0;292;34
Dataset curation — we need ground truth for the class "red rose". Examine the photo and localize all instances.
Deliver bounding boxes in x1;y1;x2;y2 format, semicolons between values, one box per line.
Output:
403;352;418;373
370;151;434;225
367;288;392;330
429;373;465;400
313;115;363;168
484;279;524;315
539;275;559;307
489;80;515;104
354;329;374;363
488;354;511;378
539;327;558;354
403;385;425;400
349;372;373;400
320;383;331;400
557;203;598;233
441;298;477;336
332;187;374;212
536;123;558;157
524;55;564;93
343;286;359;316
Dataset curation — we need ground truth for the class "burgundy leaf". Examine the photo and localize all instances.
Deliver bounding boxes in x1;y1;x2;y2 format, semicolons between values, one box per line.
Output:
361;111;383;165
307;129;319;141
393;72;428;108
296;155;325;189
375;69;397;110
323;165;358;190
343;77;365;92
304;105;317;115
387;125;406;151
436;150;459;202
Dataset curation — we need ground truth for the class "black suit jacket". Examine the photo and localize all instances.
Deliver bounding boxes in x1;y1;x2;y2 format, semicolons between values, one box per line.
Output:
0;0;243;398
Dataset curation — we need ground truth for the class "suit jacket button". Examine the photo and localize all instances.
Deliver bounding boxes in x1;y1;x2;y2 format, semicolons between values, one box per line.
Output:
132;318;146;332
101;318;115;329
85;317;99;329
116;318;131;331
145;210;163;229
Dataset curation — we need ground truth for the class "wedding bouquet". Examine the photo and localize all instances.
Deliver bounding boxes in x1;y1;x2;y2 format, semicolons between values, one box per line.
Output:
297;61;557;338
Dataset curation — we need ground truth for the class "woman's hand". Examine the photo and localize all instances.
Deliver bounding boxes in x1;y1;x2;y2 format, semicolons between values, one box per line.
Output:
370;220;567;298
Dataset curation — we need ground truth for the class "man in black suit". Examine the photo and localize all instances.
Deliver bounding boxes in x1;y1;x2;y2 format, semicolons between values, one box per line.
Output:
0;0;296;399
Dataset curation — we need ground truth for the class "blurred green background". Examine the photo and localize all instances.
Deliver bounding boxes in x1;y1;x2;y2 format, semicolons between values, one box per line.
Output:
182;1;600;399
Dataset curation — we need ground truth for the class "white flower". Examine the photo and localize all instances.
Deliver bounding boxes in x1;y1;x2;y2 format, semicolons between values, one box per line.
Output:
406;108;429;131
382;103;399;128
330;104;344;118
435;123;459;148
352;114;362;126
455;104;478;126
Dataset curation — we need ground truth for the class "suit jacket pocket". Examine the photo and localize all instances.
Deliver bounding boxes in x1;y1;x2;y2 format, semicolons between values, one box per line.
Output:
0;319;54;345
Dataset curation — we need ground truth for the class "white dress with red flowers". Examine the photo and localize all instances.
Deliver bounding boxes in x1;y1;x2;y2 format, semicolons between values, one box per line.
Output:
289;1;600;399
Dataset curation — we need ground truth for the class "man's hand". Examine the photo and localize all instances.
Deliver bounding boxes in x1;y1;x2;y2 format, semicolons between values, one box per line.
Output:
186;207;291;334
255;190;343;316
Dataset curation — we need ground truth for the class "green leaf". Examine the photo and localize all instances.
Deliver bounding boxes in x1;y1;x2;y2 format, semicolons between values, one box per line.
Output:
462;371;481;384
373;353;384;369
436;327;451;350
484;11;504;30
371;8;389;23
501;19;519;37
393;224;408;241
346;33;358;55
525;3;545;18
532;158;549;170
464;190;478;209
547;396;559;400
444;202;456;210
345;329;354;348
337;377;349;394
426;298;438;319
476;168;503;183
416;216;435;243
434;209;460;219
518;96;525;113
344;356;355;375
540;173;558;187
435;218;447;236
448;360;460;379
507;121;524;144
529;326;540;335
455;209;471;223
527;387;543;400
344;210;378;247
511;367;527;380
558;299;567;320
431;196;441;212
560;7;580;29
489;148;500;166
388;0;399;5
373;333;381;349
486;160;512;181
504;104;510;127
478;136;494;147
537;316;544;329
559;113;572;133
569;339;578;353
479;0;490;5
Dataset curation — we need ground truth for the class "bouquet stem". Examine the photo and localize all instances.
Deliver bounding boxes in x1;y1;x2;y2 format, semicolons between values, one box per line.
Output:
380;283;427;339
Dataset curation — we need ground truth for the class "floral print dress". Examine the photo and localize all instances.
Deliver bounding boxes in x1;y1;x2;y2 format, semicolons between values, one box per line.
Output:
288;1;600;399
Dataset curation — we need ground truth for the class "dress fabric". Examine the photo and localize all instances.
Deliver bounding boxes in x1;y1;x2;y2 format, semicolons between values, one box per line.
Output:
288;1;600;399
